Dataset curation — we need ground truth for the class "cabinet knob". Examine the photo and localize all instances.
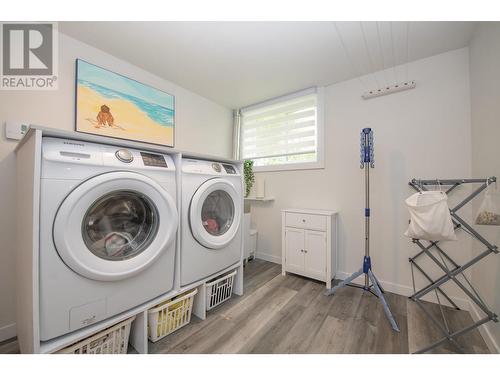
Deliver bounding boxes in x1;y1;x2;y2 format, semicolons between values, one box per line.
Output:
304;250;308;253
302;219;306;222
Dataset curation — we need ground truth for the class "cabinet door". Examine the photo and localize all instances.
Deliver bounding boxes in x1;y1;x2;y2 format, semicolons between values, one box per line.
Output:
304;230;326;280
285;228;304;274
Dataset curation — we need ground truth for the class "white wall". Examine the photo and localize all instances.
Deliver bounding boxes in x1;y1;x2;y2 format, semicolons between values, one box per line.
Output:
251;48;473;303
0;32;232;340
469;22;500;352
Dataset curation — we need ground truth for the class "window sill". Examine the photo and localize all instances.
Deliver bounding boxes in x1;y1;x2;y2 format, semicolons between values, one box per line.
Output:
253;161;325;173
244;196;275;202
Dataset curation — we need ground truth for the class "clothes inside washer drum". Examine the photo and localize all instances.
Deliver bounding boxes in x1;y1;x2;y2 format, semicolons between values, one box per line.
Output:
82;190;159;260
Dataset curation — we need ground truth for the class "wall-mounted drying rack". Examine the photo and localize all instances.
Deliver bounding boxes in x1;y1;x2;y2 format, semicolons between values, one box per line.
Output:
362;80;416;100
407;177;498;354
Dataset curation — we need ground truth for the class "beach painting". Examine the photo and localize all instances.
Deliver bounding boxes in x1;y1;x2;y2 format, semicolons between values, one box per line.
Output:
75;59;175;147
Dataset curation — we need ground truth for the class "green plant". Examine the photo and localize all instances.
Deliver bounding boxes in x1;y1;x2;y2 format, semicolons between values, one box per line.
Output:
243;159;255;198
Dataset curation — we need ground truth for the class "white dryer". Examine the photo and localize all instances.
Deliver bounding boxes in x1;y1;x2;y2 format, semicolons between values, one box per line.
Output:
39;137;178;341
180;158;243;286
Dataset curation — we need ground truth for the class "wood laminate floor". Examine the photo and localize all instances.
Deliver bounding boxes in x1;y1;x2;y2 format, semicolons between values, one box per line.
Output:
0;259;490;354
149;259;490;354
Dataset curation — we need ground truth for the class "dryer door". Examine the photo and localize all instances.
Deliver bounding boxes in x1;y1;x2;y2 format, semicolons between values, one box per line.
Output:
53;171;178;281
189;178;242;249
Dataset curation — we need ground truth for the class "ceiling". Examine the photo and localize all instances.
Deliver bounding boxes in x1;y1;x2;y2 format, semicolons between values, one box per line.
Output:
59;22;477;108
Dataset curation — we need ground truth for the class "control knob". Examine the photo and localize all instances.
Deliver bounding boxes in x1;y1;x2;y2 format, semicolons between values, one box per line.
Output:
115;149;134;163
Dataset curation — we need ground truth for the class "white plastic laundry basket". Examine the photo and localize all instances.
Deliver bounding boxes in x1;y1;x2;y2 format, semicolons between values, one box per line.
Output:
56;316;135;354
206;270;237;311
147;288;197;342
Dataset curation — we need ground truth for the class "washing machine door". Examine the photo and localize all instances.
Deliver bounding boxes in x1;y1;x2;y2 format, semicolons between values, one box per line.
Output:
53;171;178;281
189;178;242;249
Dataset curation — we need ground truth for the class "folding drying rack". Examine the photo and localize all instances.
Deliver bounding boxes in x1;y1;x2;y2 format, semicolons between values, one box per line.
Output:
408;177;498;354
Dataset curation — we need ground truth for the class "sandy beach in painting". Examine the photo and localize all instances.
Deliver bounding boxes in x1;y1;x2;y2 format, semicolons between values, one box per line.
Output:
77;85;174;145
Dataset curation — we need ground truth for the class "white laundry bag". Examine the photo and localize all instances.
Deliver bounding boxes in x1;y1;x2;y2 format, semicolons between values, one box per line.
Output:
475;189;500;226
404;191;457;241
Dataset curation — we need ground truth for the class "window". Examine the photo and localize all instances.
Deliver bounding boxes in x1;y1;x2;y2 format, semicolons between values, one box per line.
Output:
239;87;324;171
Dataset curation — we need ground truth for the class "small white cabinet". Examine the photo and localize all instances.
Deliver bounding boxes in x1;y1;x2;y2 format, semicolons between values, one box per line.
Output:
281;209;338;289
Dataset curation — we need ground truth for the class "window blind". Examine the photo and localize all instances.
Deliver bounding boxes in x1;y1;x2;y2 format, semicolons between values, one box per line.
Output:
240;91;318;165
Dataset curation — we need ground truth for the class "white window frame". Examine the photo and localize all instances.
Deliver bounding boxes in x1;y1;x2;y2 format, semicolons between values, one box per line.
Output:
239;87;325;173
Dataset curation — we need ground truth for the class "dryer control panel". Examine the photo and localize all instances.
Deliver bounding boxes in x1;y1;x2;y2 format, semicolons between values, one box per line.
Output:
222;164;236;174
182;158;240;176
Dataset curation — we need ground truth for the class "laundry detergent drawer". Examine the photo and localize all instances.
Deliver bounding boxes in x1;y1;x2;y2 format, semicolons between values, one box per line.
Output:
285;212;326;231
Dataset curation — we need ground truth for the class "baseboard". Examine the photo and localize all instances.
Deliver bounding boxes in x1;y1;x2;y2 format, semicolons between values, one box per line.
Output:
0;322;16;342
255;252;281;265
468;301;500;353
336;271;471;311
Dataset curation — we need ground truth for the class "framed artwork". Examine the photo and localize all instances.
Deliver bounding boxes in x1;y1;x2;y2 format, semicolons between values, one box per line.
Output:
75;59;175;147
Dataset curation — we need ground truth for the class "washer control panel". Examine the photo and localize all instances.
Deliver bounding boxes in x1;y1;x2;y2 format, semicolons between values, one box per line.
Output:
42;137;175;172
140;152;168;168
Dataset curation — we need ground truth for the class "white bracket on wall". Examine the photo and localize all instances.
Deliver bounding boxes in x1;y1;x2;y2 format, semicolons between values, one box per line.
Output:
5;122;29;140
362;80;416;100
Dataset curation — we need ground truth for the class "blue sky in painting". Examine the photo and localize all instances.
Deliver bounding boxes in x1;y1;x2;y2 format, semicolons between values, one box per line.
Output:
77;59;174;110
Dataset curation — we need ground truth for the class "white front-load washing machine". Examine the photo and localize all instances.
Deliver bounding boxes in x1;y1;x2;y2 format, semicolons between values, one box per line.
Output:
39;137;178;341
180;158;243;286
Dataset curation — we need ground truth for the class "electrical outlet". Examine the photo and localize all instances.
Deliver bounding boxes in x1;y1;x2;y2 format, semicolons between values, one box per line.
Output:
5;122;29;140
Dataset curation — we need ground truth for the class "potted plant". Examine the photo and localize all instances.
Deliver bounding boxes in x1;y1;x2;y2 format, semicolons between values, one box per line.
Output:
243;160;255;198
